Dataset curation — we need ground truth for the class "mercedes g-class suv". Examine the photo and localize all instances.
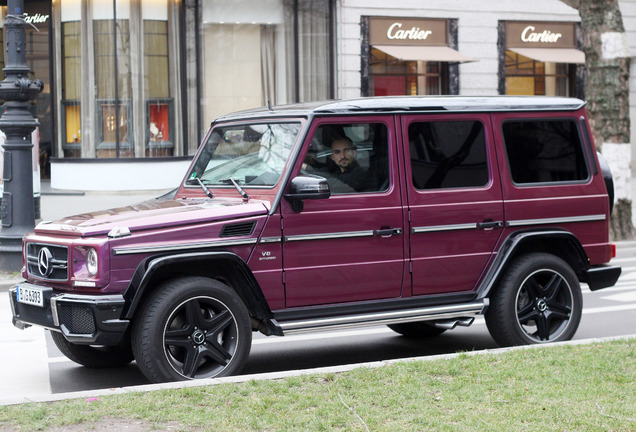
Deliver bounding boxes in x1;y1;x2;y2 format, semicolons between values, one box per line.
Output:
10;96;621;383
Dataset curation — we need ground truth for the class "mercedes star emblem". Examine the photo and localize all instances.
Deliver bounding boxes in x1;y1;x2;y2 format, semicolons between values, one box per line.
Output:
38;247;53;277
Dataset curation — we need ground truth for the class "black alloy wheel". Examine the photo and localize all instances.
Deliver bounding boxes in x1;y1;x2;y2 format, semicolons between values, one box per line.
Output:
132;277;252;383
486;253;582;346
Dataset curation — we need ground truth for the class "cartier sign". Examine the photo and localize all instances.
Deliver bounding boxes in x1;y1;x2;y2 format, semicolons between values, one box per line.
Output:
507;21;577;49
370;17;447;46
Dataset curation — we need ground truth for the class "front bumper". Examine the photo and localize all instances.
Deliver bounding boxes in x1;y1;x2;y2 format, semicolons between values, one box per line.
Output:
9;282;130;345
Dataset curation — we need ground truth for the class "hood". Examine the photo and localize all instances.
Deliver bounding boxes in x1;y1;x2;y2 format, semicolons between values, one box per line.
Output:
34;198;270;237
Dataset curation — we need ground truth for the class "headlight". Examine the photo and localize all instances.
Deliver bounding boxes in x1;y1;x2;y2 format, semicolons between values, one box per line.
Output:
87;247;98;276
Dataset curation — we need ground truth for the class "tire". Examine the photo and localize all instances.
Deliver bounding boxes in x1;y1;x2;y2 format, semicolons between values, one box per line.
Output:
50;330;134;368
485;253;582;347
131;277;252;383
387;322;447;338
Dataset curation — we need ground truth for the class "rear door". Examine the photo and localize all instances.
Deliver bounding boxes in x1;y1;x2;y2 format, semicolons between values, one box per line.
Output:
401;113;504;295
281;116;407;307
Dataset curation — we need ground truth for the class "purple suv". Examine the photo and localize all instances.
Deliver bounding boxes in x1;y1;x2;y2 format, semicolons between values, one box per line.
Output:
9;96;621;383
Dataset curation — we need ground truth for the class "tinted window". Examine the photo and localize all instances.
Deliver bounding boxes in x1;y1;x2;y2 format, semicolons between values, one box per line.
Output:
301;123;389;194
503;119;588;184
408;121;488;190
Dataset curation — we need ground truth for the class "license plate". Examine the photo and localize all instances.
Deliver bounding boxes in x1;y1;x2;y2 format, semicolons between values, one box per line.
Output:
16;285;44;307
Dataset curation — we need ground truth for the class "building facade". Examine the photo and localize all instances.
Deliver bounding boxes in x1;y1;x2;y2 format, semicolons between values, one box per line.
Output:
0;0;634;192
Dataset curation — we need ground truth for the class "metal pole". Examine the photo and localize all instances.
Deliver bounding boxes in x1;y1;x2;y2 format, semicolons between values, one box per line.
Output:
0;0;43;270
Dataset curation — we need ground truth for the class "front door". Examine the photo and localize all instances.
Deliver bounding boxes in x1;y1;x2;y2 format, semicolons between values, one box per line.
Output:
281;117;406;307
402;114;504;295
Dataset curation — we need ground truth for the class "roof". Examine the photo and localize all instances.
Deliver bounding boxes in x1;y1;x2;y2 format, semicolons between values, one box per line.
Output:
213;96;586;122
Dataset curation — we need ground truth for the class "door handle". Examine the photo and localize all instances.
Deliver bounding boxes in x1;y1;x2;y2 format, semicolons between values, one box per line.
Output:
375;228;402;237
477;220;504;229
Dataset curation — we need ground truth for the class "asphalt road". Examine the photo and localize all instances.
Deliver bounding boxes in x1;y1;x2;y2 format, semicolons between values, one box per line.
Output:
2;243;635;400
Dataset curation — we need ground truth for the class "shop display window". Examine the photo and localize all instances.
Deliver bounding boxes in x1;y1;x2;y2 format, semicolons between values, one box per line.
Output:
369;47;448;96
147;100;173;156
63;102;81;157
505;51;572;96
97;102;132;158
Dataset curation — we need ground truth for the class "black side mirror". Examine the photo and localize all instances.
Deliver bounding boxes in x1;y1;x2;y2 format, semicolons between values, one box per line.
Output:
284;175;330;212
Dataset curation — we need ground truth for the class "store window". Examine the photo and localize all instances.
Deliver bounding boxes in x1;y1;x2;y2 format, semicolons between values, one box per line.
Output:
503;21;583;97
59;0;178;159
200;0;334;126
364;17;475;96
144;5;173;156
369;48;448;96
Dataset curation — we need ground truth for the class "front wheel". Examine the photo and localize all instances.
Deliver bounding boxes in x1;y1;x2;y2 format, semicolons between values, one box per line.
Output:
485;253;582;347
132;277;252;383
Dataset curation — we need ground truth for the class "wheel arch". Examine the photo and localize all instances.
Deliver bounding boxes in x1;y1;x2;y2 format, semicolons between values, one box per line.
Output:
122;251;283;336
477;229;589;300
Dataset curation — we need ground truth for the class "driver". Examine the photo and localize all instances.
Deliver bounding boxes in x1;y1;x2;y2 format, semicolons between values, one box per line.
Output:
328;136;373;193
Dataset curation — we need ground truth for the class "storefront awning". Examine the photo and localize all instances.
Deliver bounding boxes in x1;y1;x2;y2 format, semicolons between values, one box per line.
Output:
373;45;478;63
508;47;585;64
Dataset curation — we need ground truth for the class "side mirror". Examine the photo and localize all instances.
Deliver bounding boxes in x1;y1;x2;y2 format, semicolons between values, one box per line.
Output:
284;175;330;212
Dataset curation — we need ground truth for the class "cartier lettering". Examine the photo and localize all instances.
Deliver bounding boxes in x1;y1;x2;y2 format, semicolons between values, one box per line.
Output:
387;22;432;40
521;26;562;43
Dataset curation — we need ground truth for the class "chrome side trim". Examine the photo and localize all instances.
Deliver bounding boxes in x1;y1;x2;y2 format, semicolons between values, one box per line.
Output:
507;214;606;227
285;230;375;242
412;223;477;234
259;236;282;244
112;238;258;256
279;301;486;335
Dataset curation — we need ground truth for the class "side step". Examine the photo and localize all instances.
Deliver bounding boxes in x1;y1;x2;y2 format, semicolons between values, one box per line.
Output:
277;300;487;335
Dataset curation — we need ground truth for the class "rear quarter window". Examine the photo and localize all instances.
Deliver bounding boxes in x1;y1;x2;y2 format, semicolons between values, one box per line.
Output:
502;119;589;184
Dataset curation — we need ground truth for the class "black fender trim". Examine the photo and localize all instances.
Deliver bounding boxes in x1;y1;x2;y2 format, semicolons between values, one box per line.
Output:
122;252;283;336
476;229;590;300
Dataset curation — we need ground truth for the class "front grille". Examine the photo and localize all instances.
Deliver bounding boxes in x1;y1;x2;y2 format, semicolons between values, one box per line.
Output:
57;304;96;335
26;243;69;281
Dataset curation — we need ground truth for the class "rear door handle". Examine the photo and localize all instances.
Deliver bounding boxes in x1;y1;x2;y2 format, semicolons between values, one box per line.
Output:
375;228;402;237
477;220;504;229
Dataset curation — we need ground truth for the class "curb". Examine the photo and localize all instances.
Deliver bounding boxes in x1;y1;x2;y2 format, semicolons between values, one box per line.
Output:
0;334;634;407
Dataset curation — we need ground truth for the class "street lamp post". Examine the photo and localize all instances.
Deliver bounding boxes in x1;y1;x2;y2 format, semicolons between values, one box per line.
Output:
0;0;43;271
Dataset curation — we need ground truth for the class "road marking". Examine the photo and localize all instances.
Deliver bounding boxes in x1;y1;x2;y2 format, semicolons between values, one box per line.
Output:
600;291;636;302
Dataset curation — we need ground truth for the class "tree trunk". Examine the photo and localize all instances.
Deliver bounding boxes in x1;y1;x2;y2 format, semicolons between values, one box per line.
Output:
577;0;633;239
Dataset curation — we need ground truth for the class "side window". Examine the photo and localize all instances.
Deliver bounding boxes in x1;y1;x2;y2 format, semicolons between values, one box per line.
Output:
301;123;389;194
408;120;488;190
502;119;588;184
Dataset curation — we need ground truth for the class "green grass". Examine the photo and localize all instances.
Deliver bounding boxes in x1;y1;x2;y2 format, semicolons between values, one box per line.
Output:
0;339;634;431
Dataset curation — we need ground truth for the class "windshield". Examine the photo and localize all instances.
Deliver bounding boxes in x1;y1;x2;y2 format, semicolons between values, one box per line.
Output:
188;122;302;188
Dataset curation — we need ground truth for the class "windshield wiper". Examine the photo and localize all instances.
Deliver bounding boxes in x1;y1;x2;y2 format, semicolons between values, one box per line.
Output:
221;178;249;200
187;175;214;198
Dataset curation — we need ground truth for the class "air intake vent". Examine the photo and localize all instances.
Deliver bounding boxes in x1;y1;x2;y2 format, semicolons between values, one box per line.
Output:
220;221;256;238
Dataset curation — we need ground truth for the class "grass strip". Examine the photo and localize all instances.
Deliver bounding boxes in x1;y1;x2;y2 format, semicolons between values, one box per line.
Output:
0;339;633;431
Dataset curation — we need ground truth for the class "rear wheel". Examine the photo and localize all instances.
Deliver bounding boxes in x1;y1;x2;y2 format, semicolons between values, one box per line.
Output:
387;322;447;338
132;277;252;383
50;331;134;368
485;253;582;346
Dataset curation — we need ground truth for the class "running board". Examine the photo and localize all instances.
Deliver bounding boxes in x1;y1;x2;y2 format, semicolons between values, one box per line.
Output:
277;300;487;335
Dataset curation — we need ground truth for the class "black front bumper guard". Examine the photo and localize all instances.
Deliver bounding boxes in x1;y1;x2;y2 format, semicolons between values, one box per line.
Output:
9;284;130;346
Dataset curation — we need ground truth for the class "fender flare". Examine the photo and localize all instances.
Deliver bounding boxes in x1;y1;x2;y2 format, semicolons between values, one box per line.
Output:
476;229;589;300
122;251;283;336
